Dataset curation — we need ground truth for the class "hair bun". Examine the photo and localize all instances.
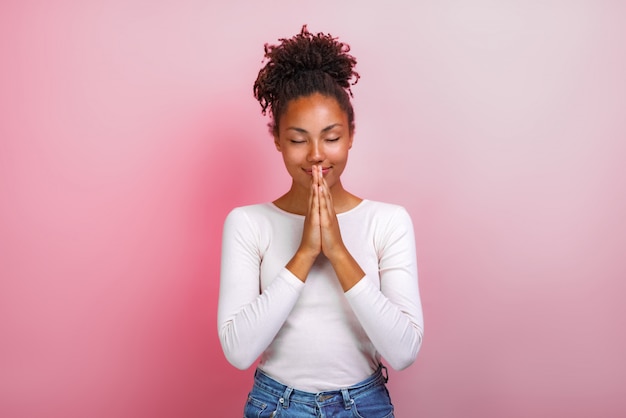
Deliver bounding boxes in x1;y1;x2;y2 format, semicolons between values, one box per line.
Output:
265;25;358;89
254;25;359;116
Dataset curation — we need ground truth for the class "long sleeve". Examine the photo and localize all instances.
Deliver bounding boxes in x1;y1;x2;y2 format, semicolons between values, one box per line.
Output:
344;206;424;370
217;207;304;369
216;201;423;392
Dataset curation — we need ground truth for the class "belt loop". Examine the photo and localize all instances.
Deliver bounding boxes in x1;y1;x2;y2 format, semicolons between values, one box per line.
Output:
280;386;293;408
380;363;389;383
341;388;353;410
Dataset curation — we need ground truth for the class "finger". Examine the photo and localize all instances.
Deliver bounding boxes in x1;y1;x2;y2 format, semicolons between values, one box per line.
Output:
318;184;326;214
317;166;325;193
312;175;320;214
319;180;335;218
307;172;315;215
319;184;334;225
313;164;320;187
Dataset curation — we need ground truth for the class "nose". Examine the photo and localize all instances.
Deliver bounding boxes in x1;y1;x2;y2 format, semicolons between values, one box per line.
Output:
307;140;325;163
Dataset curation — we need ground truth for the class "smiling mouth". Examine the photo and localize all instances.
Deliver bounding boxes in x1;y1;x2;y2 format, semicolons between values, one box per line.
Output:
304;167;331;175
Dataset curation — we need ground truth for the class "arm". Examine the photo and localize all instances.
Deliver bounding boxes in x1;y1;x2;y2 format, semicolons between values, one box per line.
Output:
218;167;333;368
315;166;423;368
317;166;365;291
217;208;304;369
344;207;424;370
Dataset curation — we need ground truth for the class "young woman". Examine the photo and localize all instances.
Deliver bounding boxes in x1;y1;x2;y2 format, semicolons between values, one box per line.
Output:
218;25;424;417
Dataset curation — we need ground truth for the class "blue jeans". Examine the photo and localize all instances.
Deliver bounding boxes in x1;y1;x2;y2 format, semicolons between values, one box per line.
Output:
243;365;395;417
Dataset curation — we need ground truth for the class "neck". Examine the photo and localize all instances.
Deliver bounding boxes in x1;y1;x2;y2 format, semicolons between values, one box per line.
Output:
274;180;361;215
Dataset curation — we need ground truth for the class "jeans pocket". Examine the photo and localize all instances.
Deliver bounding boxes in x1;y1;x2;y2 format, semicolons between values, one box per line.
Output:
352;404;394;418
243;395;277;418
351;386;395;418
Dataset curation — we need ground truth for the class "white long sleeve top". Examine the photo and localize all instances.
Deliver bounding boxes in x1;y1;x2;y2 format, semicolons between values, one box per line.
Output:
217;199;423;392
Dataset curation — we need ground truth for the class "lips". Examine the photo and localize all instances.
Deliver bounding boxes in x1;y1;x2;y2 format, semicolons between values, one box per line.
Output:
304;167;331;175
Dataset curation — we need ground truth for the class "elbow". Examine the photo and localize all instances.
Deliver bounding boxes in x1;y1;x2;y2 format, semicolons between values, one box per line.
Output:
386;328;423;371
224;350;257;370
219;327;258;370
387;351;416;371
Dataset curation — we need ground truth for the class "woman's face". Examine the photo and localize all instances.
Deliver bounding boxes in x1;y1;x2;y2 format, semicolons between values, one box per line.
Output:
274;93;353;192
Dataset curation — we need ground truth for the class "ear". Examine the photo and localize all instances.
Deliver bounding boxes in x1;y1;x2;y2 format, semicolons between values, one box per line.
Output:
348;132;354;149
274;135;282;152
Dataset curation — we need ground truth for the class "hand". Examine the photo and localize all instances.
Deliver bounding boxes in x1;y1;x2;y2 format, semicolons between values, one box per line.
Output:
316;165;346;260
296;165;323;259
296;164;344;259
316;165;364;291
288;164;364;290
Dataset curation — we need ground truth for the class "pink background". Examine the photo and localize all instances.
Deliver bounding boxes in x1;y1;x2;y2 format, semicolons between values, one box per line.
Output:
1;1;625;417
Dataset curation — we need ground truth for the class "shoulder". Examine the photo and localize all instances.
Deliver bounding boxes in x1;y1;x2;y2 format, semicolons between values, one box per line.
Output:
356;200;416;244
222;204;278;246
358;201;417;252
223;203;266;227
361;199;407;212
224;202;293;230
225;203;270;219
356;200;413;224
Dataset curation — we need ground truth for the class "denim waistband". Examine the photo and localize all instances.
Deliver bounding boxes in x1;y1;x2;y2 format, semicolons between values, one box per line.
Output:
252;364;388;408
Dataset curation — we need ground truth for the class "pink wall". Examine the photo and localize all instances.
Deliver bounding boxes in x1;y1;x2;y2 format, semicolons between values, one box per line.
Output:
1;1;625;417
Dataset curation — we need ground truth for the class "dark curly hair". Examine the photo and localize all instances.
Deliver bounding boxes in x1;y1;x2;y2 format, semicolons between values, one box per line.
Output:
253;25;360;136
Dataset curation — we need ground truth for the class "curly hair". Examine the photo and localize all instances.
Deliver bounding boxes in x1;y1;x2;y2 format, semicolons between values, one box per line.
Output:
253;25;360;136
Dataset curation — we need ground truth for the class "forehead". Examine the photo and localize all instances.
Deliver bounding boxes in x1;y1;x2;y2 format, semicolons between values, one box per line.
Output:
280;93;348;128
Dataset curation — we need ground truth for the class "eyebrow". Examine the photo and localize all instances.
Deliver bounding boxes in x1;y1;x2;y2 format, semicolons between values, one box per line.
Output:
286;123;343;134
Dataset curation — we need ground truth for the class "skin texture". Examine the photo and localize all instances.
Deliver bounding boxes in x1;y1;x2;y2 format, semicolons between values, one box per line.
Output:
272;93;365;291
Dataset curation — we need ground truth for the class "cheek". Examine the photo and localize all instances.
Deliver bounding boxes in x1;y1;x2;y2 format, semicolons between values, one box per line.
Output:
281;151;296;165
280;152;302;173
329;147;350;163
283;148;307;163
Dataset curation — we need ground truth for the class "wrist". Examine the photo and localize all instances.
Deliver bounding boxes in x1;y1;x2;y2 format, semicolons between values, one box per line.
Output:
327;248;365;292
286;248;318;282
296;245;319;262
325;245;349;265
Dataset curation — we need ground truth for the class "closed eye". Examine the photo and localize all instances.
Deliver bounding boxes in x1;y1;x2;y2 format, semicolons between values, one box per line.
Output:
289;139;306;144
326;138;340;142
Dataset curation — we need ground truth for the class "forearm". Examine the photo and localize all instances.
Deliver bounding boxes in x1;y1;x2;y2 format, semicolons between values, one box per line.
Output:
345;278;423;370
328;246;366;292
218;268;303;369
285;248;318;282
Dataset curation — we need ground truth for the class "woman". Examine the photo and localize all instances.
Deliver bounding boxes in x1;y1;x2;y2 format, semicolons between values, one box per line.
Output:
218;25;424;417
